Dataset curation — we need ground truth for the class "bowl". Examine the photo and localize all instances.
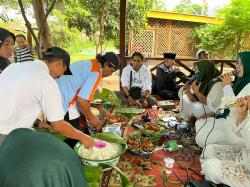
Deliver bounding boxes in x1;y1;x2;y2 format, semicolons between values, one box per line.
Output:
74;141;127;166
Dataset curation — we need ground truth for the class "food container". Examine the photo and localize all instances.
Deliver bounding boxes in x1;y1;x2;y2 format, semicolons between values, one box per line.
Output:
74;141;127;166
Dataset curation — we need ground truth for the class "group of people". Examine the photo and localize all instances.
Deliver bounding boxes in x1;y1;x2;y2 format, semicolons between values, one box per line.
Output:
0;27;121;186
1;25;250;187
179;51;250;187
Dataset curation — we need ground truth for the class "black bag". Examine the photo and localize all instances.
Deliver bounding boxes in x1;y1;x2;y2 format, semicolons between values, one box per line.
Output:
129;70;142;99
184;177;214;187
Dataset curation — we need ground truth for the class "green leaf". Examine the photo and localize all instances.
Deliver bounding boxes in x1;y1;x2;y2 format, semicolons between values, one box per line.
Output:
105;163;131;187
83;166;102;186
93;132;126;144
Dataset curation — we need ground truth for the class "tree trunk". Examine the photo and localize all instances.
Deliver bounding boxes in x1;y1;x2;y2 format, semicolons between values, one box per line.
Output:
32;0;54;49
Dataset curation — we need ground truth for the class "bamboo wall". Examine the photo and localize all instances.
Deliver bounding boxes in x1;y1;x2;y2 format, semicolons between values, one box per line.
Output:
128;18;201;59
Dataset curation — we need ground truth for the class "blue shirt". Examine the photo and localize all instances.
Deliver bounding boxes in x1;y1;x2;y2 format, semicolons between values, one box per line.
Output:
57;59;102;114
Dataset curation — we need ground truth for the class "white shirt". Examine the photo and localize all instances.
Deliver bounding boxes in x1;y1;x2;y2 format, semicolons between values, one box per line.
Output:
121;64;152;92
0;60;64;135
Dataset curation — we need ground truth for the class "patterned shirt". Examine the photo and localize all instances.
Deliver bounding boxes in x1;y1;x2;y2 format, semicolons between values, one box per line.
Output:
14;46;34;63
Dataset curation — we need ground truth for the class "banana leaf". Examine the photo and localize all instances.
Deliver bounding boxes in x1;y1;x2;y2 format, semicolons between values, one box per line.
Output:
93;132;126;145
94;88;121;107
104;163;131;187
115;107;145;115
82;166;102;187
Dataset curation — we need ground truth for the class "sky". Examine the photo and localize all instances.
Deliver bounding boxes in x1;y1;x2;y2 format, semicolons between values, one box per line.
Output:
164;0;231;16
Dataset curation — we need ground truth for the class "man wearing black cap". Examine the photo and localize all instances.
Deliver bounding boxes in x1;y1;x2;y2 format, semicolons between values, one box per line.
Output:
0;46;94;148
0;28;15;73
155;53;189;100
56;51;120;147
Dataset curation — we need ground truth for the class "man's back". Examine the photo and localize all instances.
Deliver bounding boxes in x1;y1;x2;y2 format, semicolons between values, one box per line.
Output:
0;61;59;134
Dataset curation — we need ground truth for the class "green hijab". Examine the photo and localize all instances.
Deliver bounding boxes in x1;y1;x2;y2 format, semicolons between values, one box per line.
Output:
193;60;221;96
233;51;250;96
0;128;88;187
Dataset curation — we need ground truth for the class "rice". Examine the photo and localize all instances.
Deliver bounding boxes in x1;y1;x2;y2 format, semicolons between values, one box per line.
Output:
78;140;121;160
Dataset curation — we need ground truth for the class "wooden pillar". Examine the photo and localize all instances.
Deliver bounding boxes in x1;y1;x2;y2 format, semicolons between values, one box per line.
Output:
119;0;127;90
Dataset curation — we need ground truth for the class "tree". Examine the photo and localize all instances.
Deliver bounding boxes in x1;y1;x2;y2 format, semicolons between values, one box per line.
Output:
0;0;56;58
17;0;56;58
63;0;153;54
173;0;208;16
192;0;250;58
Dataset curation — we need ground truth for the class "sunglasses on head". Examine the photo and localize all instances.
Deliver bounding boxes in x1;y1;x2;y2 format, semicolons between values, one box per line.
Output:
107;63;115;69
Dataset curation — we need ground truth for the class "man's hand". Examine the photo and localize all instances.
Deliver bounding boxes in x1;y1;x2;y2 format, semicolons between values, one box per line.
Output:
128;96;137;106
173;67;180;72
88;116;103;131
79;134;95;148
141;99;148;108
219;72;233;86
38;121;52;131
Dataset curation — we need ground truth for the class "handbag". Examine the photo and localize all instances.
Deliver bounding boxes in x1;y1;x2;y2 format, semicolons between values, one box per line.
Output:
129;70;142;99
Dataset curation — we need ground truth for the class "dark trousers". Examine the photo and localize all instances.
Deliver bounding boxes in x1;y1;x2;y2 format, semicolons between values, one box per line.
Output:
159;85;182;100
63;112;89;148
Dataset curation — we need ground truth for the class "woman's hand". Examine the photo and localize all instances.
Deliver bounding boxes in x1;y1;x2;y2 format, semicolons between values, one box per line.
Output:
191;81;201;95
219;72;233;85
236;97;248;126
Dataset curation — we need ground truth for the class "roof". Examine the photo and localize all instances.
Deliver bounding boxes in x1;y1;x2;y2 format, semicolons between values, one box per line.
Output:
147;11;223;25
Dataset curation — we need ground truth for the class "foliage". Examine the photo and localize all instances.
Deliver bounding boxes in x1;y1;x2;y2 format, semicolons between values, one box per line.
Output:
192;0;250;58
62;0;153;53
173;0;208;16
151;0;167;11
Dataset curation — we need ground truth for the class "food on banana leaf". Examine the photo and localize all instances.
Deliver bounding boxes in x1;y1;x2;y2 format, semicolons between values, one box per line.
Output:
106;114;129;124
142;122;168;136
115;107;145;119
127;134;157;154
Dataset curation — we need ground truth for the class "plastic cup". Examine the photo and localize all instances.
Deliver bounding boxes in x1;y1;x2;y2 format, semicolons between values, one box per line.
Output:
164;158;175;174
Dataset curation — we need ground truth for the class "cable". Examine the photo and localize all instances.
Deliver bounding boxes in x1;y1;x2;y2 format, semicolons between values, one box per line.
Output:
196;104;207;136
201;108;220;159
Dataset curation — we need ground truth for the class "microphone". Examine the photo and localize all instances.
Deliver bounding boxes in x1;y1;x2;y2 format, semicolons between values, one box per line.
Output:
211;70;236;82
186;76;197;86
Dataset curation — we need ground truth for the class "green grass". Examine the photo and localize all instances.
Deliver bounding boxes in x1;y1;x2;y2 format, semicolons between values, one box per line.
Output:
71;54;96;63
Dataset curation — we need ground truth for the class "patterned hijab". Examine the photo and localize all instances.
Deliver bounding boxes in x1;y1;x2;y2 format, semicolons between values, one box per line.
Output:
193;60;221;96
232;51;250;96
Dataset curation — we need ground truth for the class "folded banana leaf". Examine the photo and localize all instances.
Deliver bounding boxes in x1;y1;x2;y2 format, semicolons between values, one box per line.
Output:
83;166;102;187
104;163;131;187
93;132;126;145
94;88;121;107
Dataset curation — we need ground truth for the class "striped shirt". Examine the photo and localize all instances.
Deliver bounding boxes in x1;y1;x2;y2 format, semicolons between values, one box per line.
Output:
14;46;34;63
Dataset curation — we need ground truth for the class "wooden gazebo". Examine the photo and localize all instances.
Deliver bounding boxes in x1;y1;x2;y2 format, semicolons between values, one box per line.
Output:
128;11;223;59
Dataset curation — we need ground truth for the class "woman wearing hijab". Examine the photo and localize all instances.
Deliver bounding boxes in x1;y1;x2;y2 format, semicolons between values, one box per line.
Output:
0;28;15;73
179;60;224;121
200;96;250;187
0;128;88;187
195;51;250;148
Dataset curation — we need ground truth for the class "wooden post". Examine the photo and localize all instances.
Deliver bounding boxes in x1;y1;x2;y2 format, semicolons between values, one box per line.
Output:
119;0;126;90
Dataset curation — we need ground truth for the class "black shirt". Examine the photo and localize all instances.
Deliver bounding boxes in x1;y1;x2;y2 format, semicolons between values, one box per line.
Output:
0;56;10;73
